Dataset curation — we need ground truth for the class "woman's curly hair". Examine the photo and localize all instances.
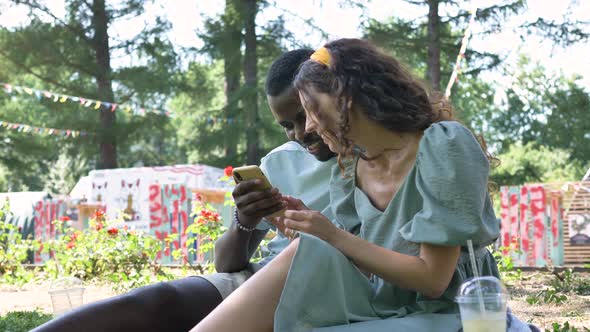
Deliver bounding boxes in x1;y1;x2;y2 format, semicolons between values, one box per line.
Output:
294;38;498;173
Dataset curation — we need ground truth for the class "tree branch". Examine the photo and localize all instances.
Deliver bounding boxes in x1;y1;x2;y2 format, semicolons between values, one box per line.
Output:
81;0;92;10
266;0;330;40
402;0;427;5
11;0;93;45
0;49;93;98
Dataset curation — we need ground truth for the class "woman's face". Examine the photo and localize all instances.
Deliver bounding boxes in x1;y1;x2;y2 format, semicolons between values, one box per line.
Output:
298;89;343;153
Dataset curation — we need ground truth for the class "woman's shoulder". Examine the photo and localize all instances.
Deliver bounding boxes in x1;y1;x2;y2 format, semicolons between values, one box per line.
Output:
417;120;488;169
422;121;477;145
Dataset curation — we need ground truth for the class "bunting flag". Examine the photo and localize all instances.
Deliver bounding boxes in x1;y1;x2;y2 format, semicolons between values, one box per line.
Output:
1;83;174;118
444;6;478;98
0;119;88;138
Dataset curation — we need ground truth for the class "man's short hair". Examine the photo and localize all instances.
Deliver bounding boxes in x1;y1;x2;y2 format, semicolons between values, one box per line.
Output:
265;49;314;97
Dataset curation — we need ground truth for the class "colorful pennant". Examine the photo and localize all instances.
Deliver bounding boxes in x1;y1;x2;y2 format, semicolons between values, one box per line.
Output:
1;83;174;118
444;6;478;98
0;120;88;138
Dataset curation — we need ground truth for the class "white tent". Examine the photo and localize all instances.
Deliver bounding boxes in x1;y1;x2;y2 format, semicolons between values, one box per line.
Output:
69;175;91;200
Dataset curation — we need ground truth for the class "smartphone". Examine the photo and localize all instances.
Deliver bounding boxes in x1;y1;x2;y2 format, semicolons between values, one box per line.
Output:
232;165;285;218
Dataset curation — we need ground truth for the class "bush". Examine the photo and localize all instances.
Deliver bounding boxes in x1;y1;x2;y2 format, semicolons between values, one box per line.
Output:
0;310;53;332
526;288;568;305
491;244;523;281
545;321;590;332
0;201;39;286
550;269;590;296
43;211;174;290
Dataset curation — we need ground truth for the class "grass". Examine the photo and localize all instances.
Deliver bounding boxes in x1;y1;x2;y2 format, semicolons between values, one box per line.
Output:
0;310;53;332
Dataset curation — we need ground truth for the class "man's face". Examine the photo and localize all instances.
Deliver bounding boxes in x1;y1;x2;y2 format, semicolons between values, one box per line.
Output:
267;87;335;162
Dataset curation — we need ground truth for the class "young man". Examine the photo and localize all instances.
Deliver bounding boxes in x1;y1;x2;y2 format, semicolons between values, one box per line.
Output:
32;49;338;332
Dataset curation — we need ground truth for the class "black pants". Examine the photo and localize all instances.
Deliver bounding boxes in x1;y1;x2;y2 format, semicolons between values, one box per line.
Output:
31;276;222;332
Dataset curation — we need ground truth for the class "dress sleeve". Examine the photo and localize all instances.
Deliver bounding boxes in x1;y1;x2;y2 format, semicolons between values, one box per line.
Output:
399;121;499;247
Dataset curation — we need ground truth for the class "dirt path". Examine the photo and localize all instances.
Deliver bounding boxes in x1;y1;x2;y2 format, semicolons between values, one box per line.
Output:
506;272;590;330
0;281;118;315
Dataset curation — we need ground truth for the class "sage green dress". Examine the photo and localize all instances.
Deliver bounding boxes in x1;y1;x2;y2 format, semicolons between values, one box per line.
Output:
274;121;503;332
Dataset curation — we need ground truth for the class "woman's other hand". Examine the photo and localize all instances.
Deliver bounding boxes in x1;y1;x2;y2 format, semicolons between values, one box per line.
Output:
281;195;309;211
283;210;343;244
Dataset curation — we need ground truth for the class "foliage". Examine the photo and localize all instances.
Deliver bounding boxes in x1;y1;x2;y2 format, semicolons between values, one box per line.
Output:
184;198;227;273
43;211;173;291
182;174;234;273
490;56;590;166
491;142;584;186
545;321;590;332
41;148;88;195
0;0;180;175
0;200;38;286
550;269;590;296
0;310;53;332
491;244;522;281
526;288;568;305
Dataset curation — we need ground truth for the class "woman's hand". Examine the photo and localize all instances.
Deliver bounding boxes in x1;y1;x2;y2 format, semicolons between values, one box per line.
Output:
269;196;309;241
282;209;343;244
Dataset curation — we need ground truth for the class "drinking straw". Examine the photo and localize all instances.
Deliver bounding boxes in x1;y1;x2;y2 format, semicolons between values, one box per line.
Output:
467;239;485;314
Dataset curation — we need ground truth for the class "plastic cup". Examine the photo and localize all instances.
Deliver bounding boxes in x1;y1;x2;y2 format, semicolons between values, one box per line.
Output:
456;276;508;332
49;287;85;316
49;277;85;316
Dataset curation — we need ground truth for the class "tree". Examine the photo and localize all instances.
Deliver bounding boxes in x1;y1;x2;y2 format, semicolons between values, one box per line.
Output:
490;55;590;166
200;0;243;161
387;0;526;91
189;0;293;167
491;141;584;186
243;0;260;165
1;0;178;169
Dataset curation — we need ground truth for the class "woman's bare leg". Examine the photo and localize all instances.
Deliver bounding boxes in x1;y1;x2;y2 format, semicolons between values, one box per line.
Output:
191;238;299;332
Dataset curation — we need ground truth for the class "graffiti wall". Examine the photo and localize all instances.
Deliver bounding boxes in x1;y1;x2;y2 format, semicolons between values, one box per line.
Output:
500;185;564;267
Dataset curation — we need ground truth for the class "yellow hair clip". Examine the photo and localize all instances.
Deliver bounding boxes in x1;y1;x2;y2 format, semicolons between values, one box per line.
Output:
310;47;331;67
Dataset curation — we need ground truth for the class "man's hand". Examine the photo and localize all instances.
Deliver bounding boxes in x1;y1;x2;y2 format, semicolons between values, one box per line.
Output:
233;179;286;228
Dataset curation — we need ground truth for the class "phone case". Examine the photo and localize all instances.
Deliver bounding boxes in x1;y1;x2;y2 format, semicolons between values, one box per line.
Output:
232;165;272;190
232;165;285;218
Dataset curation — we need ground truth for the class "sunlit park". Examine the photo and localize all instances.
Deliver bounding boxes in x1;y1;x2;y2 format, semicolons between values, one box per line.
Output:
0;0;589;331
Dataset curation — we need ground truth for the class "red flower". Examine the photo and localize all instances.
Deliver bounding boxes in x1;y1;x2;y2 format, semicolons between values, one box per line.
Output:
211;212;220;222
224;166;233;177
107;227;119;236
59;216;71;222
194;192;203;202
196;216;207;225
71;233;80;240
123;225;129;231
66;241;76;249
93;209;106;221
95;223;104;231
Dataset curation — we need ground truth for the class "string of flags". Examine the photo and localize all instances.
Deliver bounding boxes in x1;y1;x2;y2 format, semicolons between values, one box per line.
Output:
0;120;88;138
0;82;239;139
444;6;478;98
1;83;174;118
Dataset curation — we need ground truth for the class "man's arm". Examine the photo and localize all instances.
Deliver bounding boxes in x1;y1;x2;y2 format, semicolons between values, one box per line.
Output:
214;180;285;273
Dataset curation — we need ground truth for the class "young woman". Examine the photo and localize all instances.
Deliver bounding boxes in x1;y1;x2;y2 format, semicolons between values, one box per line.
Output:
192;39;537;332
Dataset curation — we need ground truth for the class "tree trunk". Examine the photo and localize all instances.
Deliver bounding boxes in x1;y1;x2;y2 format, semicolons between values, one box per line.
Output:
243;0;259;165
92;0;117;168
223;0;242;161
427;0;441;91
